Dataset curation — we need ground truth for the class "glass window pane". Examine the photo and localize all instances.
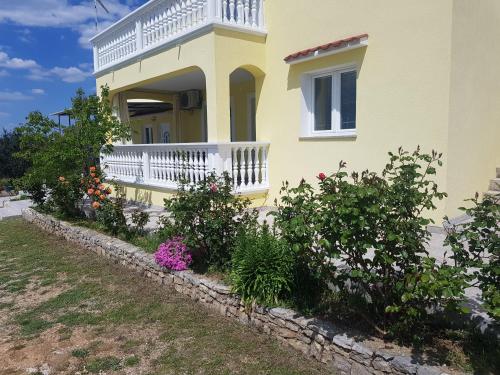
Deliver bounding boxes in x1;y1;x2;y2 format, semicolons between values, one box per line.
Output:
340;71;356;129
314;75;332;131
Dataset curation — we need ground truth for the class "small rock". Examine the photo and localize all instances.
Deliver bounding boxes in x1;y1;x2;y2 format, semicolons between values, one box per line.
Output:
391;356;419;374
416;366;443;375
332;333;354;350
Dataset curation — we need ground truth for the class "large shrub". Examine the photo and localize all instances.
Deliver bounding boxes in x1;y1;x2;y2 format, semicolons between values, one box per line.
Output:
161;172;257;270
0;129;29;179
49;175;84;217
231;225;295;306
95;187;128;236
273;148;468;338
15;86;129;208
445;194;500;321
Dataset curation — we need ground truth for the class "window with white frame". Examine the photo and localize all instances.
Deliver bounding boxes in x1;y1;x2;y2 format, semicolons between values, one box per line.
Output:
301;66;357;137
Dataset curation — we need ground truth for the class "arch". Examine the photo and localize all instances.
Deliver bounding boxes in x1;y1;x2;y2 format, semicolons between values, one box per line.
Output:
229;66;262;142
111;66;208;144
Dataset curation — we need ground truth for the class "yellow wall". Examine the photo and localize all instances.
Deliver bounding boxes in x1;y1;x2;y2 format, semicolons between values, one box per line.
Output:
258;0;453;223
96;0;500;224
445;0;500;216
230;79;255;141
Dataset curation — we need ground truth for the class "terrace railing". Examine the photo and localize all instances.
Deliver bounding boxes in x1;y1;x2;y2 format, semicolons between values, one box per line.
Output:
100;142;269;194
91;0;266;73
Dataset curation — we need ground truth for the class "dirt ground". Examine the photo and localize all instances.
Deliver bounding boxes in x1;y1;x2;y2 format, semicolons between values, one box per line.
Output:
0;219;335;375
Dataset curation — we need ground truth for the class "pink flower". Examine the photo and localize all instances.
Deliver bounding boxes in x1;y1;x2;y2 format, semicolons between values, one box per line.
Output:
154;237;192;271
318;172;326;181
210;183;218;193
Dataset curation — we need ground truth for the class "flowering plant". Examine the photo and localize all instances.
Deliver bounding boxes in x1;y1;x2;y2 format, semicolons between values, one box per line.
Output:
81;166;111;210
50;174;84;217
154;237;192;271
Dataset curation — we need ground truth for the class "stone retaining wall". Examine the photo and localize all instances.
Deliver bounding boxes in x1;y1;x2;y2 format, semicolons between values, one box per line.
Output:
22;208;452;375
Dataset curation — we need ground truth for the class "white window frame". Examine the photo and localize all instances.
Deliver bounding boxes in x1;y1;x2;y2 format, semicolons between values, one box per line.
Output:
300;63;357;139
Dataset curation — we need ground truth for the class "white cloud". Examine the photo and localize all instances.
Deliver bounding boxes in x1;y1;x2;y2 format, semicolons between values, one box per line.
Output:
0;112;9;117
0;51;92;83
31;88;45;95
0;69;8;77
0;51;39;69
50;67;91;83
0;0;134;49
0;91;33;101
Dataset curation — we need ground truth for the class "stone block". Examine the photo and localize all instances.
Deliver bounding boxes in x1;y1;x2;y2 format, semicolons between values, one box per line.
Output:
331;353;352;375
390;356;418;375
332;333;354;351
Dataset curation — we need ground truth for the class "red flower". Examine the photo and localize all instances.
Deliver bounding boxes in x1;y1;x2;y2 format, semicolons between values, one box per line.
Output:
318;173;326;181
210;183;218;193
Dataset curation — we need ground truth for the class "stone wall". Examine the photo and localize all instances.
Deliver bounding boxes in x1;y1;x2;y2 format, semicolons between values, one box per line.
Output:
22;208;452;375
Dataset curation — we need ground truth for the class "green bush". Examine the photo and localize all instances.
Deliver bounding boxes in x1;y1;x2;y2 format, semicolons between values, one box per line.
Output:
445;194;500;321
231;225;295;306
16;174;46;206
162;172;257;271
273;148;468;339
96;189;128;236
15;86;129;208
48;175;84;217
131;209;150;235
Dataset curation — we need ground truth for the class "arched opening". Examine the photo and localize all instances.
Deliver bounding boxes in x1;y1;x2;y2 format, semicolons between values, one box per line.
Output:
112;67;208;144
229;68;256;142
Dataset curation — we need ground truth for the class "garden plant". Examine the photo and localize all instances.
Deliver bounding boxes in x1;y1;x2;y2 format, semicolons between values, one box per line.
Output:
160;172;258;271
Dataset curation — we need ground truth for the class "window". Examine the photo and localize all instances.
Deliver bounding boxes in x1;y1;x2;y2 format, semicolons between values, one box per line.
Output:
302;66;357;137
143;126;154;144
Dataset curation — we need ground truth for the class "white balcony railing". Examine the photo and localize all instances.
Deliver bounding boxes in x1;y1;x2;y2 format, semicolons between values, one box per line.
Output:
91;0;266;73
100;142;269;194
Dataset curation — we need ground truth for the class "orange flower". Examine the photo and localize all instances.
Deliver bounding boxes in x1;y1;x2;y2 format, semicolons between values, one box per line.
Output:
89;166;96;172
94;189;101;196
94;178;100;184
92;201;100;209
99;194;106;201
58;176;65;182
90;173;96;178
98;184;105;190
87;188;94;195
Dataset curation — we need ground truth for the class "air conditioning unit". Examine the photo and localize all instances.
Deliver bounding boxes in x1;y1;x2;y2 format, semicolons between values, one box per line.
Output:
180;90;202;110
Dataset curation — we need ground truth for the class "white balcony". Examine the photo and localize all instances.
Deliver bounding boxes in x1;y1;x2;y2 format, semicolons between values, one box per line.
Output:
100;142;269;194
90;0;266;74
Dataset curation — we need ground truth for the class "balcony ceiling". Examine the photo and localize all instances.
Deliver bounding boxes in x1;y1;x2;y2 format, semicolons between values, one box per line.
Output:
139;70;206;92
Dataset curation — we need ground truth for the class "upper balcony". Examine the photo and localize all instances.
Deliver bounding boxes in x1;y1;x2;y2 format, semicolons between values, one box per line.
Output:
90;0;266;75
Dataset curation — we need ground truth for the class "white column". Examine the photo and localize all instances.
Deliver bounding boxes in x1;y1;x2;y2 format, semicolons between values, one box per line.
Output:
143;149;150;182
93;45;99;71
208;0;216;21
135;20;143;52
257;0;264;28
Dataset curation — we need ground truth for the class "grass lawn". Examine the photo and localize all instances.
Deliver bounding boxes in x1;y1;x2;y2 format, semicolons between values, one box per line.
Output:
0;218;335;375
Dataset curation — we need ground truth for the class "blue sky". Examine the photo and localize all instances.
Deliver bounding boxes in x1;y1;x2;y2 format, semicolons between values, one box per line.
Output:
0;0;148;132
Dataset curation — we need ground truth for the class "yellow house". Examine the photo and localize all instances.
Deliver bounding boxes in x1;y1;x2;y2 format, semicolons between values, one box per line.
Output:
93;0;500;224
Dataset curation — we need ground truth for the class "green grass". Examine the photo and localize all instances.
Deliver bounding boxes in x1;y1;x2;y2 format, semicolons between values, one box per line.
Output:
124;355;140;367
86;356;122;373
71;348;90;358
0;219;334;374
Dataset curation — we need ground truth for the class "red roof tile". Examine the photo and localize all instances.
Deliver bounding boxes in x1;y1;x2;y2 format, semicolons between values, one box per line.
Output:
284;34;368;63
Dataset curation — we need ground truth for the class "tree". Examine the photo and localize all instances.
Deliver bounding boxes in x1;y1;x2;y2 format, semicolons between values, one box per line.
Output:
0;129;29;179
16;86;130;204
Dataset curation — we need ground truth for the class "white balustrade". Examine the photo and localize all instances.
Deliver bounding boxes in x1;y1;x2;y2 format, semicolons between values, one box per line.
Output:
91;0;266;73
101;142;269;193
